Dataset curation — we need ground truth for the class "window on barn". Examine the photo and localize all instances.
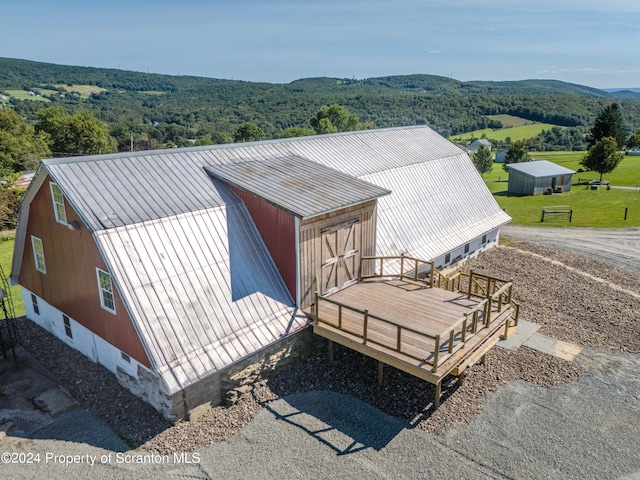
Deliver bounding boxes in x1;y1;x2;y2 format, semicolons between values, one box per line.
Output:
464;243;470;254
50;182;67;225
121;352;131;363
445;252;451;264
62;314;73;339
482;234;487;244
31;293;40;316
97;268;116;314
31;236;46;273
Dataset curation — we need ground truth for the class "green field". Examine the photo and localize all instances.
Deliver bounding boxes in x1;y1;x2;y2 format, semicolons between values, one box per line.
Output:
3;89;51;102
484;152;640;227
450;123;560;144
53;84;107;98
0;237;24;316
486;114;536;128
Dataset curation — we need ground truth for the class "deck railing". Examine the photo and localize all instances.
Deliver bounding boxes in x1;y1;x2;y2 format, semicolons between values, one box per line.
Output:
313;287;509;373
315;256;520;368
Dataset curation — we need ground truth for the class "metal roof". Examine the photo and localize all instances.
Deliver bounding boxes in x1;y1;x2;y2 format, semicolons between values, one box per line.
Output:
204;155;390;219
505;160;576;178
94;197;306;394
14;125;511;392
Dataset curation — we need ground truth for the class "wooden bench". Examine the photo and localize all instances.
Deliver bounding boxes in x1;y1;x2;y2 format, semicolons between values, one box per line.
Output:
541;205;572;222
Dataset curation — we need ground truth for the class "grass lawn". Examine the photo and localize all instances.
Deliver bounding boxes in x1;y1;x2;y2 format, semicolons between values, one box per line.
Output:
485;176;640;227
450;123;559;144
0;237;24;316
4;89;51;102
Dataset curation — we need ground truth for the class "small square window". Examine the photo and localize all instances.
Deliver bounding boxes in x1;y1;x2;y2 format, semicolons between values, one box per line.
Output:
445;252;451;264
121;352;131;363
482;234;487;244
50;182;67;225
96;268;116;314
464;243;470;254
31;236;46;274
63;314;73;339
31;293;40;316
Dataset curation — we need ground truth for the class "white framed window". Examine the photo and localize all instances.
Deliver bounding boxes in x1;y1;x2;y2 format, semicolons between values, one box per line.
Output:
49;182;67;225
31;236;46;273
96;268;116;314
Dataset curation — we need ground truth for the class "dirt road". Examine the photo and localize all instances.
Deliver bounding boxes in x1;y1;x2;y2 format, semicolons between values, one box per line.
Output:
501;225;640;276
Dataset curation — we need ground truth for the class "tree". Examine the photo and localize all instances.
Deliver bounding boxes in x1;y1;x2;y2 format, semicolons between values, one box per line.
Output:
0;107;51;175
233;122;264;142
587;103;626;149
310;104;361;134
279;127;316;139
626;128;640;150
36;106;116;156
581;137;624;182
472;144;493;177
503;140;531;171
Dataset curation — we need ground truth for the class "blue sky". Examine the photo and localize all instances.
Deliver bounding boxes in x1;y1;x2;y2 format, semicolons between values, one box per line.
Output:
2;0;639;89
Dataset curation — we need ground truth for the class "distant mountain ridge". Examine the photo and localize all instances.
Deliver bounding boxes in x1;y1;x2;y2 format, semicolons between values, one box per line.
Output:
0;56;628;98
1;57;639;146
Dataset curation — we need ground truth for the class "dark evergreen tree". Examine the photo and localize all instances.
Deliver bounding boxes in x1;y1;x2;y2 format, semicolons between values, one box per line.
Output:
587;103;626;149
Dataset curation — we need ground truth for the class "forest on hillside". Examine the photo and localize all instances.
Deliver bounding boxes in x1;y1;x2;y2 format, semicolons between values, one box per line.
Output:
2;57;640;152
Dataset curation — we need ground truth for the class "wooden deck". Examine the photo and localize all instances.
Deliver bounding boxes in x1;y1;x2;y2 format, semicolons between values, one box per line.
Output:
304;257;519;409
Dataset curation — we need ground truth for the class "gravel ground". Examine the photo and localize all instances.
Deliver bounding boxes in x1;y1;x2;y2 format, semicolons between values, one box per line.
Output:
461;243;640;353
11;242;615;455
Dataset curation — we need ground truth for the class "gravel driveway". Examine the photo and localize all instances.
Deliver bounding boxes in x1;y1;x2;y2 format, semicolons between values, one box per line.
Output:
2;228;640;479
502;225;640;276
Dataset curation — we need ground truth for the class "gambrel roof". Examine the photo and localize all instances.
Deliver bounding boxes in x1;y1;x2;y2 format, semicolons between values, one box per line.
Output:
12;126;510;394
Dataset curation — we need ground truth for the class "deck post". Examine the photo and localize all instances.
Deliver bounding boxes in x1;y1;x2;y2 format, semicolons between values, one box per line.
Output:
363;310;369;345
468;270;474;298
480;354;486;366
457;371;466;387
414;258;418;281
400;254;405;280
434;381;442;410
430;261;435;287
433;335;440;373
461;318;467;344
378;361;384;386
448;330;455;353
338;304;343;329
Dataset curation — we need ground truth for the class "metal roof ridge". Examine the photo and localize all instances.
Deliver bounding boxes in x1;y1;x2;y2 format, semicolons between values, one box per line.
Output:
40;125;435;166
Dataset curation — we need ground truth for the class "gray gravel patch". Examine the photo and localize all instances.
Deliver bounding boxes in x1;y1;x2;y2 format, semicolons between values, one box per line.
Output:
442;348;640;480
30;410;129;452
502;225;640;277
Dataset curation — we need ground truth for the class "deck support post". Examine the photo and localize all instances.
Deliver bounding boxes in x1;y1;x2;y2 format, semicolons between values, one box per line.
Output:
377;361;384;386
480;354;486;366
434;381;442;410
457;371;466;387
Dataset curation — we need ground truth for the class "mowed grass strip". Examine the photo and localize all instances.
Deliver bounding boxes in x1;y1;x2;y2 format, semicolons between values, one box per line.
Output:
0;237;25;316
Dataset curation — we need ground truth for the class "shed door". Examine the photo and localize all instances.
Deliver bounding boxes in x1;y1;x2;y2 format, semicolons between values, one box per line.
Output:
320;219;361;295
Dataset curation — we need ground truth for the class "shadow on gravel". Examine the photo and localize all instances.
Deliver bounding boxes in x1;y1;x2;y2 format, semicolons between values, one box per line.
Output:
265;391;407;454
263;342;460;432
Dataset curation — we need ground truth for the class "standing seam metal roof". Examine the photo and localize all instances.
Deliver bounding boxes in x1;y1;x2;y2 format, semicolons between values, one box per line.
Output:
26;125;510;393
204;155;390;219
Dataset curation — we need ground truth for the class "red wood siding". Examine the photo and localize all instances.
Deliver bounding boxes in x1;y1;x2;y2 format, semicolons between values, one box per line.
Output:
230;186;297;300
19;175;151;367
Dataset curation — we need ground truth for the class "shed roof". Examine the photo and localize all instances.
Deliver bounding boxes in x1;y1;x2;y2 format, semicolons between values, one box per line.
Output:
505;160;576;178
204;155;390;219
